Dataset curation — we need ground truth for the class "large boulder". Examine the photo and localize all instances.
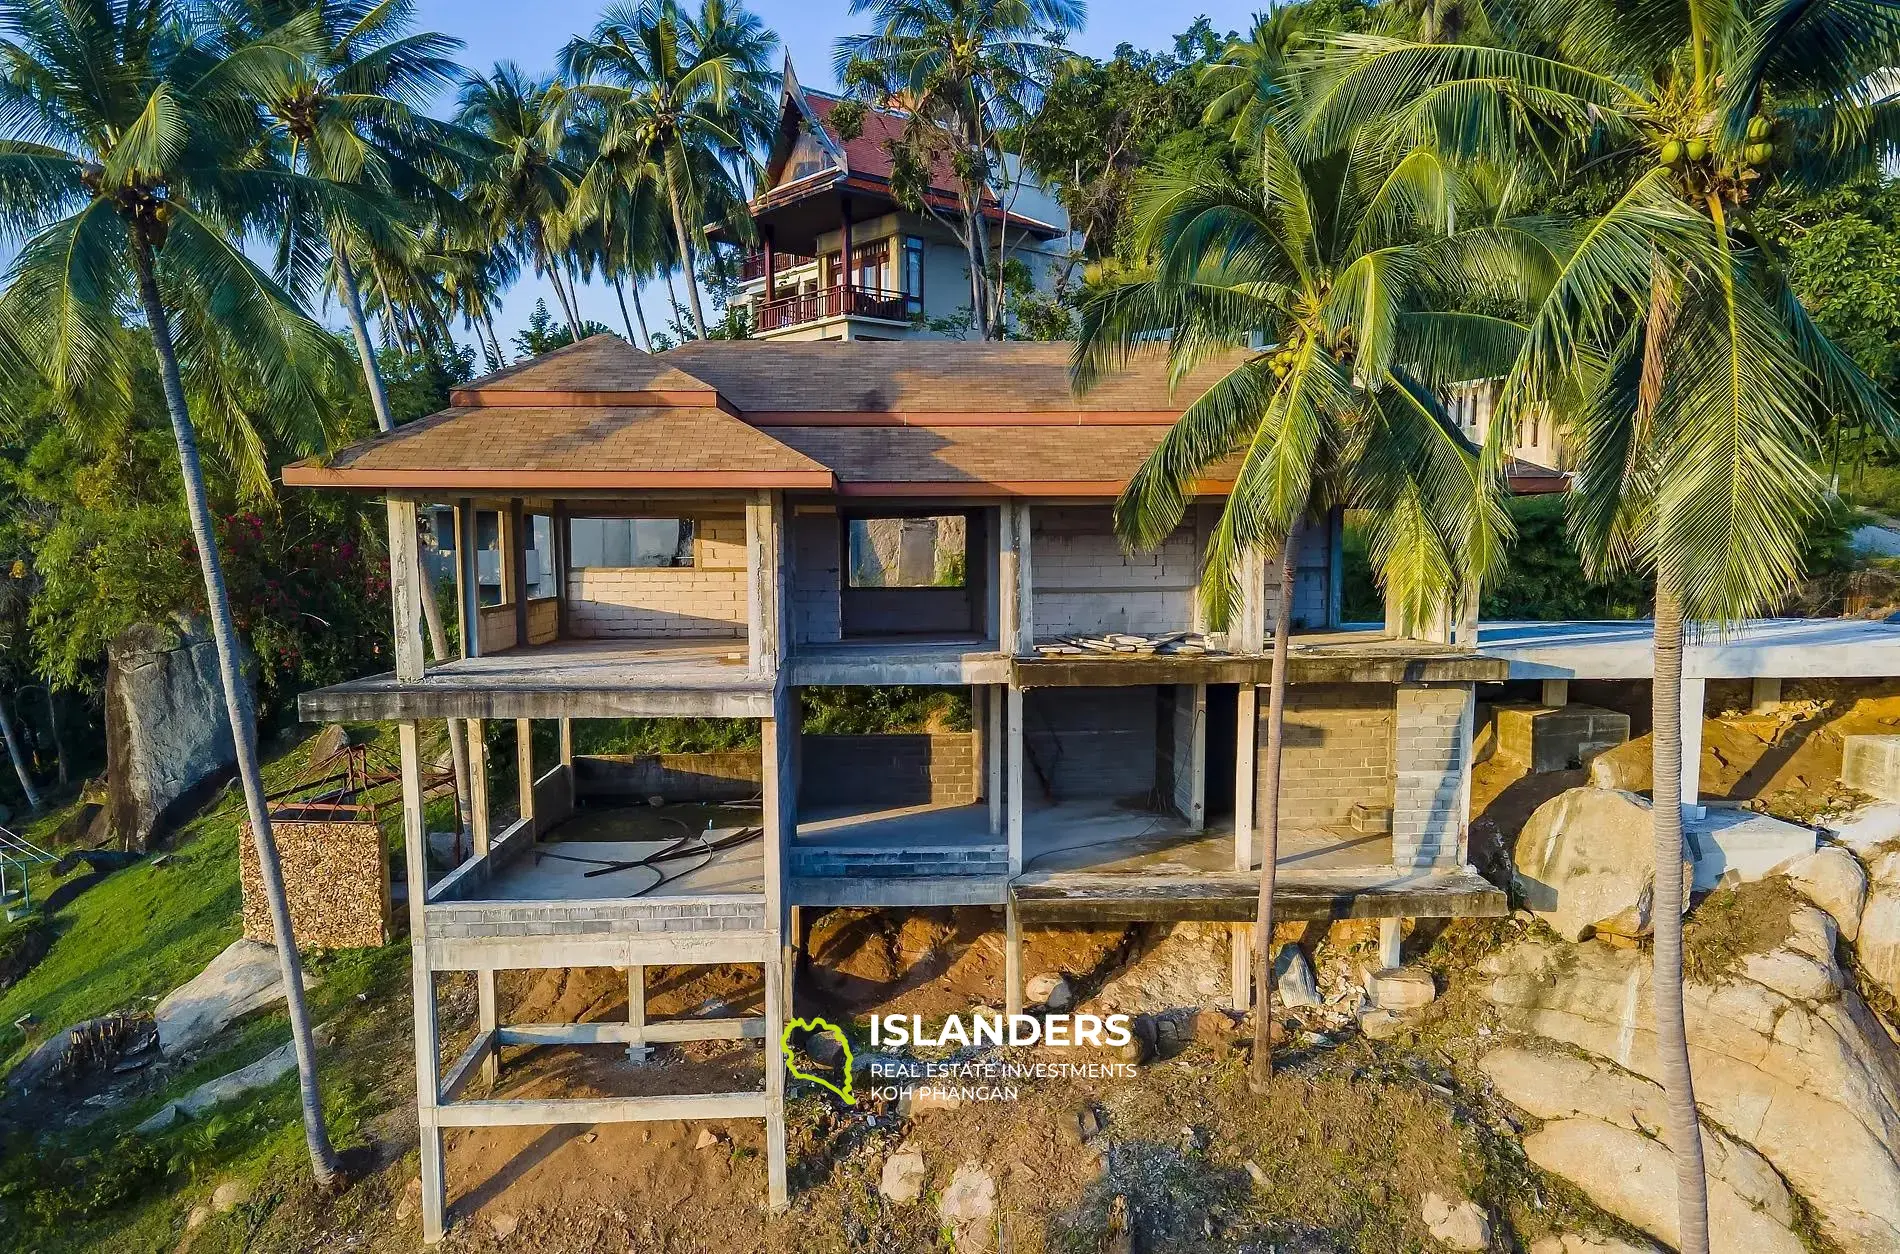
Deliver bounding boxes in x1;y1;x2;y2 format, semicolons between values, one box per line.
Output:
1512;788;1688;941
104;620;243;850
1858;850;1900;1004
1785;846;1868;941
1481;1046;1800;1253
153;938;295;1056
1481;902;1900;1252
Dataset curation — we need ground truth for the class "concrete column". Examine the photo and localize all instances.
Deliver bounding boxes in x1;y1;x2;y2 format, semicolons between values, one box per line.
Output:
508;499;528;648
456;500;482;658
626;966;650;1063
971;686;987;805
764;926;789;1212
1680;676;1706;815
1541;678;1570;708
998;506;1020;653
1230;927;1251;1011
1013;503;1034;652
1173;684;1207;831
1235;546;1267;654
1006;686;1024;874
1378;917;1403;971
747;494;782;680
515;718;535;835
398;721;446;1243
387;498;426;683
1004;901;1023;1016
1234;686;1258;871
987;684;1005;837
466;717;496;1082
1751;677;1782;712
558;718;574;767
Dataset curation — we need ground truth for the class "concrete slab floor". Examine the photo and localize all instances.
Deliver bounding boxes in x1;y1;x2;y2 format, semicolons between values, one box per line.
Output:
795;801;996;849
485;804;766;898
1017;798;1394;875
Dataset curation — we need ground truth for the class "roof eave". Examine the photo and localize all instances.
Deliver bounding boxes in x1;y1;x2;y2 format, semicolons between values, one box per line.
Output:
280;464;837;492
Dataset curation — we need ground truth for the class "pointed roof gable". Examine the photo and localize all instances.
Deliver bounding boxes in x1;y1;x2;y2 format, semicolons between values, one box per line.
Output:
450;334;728;408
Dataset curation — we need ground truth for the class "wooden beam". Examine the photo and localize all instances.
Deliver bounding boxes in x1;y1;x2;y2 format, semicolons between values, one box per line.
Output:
432;1092;769;1128
387;499;426;683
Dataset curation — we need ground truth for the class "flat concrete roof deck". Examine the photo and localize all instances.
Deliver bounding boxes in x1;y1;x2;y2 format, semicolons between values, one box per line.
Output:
1478;617;1900;680
788;638;1009;686
299;638;774;721
1015;629;1507;686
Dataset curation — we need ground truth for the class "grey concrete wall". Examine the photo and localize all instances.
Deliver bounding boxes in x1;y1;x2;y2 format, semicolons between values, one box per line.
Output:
573;752;762;802
1271;683;1397;829
1161;685;1201;821
1266;532;1336;631
1031;505;1200;640
790;508;842;645
565;515;748;639
426;897;767;939
801;733;978;807
1025;686;1158;804
1393;684;1469;868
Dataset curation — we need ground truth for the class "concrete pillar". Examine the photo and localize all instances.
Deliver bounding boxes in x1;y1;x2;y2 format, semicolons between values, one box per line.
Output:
1173;684;1207;830
399;721;446;1243
1234;686;1258;871
998;506;1022;653
455;500;482;659
747;493;783;681
1680;676;1706;815
1004;901;1023;1016
971;686;987;804
1235;546;1267;654
1751;677;1782;712
466;718;496;1082
626;966;650;1063
558;717;574;767
764;928;789;1212
1013;503;1033;652
1230;926;1252;1011
387;498;426;683
1378;917;1403;970
515;718;535;835
1541;678;1570;708
1006;686;1024;874
986;686;1004;836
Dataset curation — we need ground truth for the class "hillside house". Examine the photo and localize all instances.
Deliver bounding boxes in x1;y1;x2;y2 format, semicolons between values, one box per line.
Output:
284;335;1526;1241
729;63;1073;340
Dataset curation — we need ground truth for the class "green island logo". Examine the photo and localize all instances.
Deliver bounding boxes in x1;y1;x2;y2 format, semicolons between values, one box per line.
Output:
783;1017;855;1104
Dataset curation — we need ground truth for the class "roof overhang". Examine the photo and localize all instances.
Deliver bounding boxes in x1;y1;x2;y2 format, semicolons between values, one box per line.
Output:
279;464;836;492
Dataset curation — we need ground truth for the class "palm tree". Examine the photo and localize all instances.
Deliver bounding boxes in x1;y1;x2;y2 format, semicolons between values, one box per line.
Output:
564;102;676;351
835;0;1083;338
1300;3;1900;1246
1076;124;1519;1090
561;0;778;339
457;62;587;338
0;0;348;1183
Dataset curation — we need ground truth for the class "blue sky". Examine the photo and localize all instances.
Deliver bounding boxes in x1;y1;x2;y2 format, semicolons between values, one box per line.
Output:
407;0;1270;352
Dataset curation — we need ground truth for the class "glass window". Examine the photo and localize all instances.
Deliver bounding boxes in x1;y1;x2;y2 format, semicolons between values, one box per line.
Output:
847;515;967;588
568;518;695;569
903;236;924;313
524;514;559;599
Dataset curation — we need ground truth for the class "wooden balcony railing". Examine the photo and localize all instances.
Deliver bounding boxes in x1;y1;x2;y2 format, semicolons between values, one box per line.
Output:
756;285;911;333
738;250;816;282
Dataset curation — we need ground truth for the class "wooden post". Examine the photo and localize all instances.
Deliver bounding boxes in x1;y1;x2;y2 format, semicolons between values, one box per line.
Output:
399;721;446;1243
1183;683;1207;831
747;493;783;680
763;225;777;303
971;685;988;807
387;498;426;683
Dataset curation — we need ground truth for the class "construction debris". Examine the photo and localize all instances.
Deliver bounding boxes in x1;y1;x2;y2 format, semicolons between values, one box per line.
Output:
1033;631;1216;657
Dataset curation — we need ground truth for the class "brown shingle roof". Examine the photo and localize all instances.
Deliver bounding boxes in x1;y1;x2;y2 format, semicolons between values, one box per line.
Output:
282;402;830;490
769;425;1234;495
450;335;722;406
666;341;1251;417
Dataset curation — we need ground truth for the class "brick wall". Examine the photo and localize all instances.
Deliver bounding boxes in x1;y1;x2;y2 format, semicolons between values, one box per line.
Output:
1025;686;1159;803
476;604;515;653
1271;684;1396;829
1031;506;1199;640
240;817;390;949
566;514;747;639
1392;684;1470;868
791;509;842;644
801;733;978;807
526;596;558;645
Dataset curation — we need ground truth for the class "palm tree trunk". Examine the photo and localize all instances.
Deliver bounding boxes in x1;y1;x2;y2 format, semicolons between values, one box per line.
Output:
664;267;686;332
133;240;340;1186
480;308;506;368
611;272;640;347
334;244;394;435
665;174;708;339
1650;580;1711;1254
1249;522;1299;1092
0;691;42;814
417;557;474;837
628;279;653;352
534;230;583;337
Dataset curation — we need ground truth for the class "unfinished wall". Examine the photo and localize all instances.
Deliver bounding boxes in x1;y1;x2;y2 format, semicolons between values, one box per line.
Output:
1025;686;1158;804
1155;685;1205;826
1264;532;1337;631
572;751;761;801
476;604;516;654
1392;684;1470;868
1271;684;1397;830
1031;506;1199;640
791;507;842;645
800;733;978;807
526;597;558;645
565;514;747;639
240;817;391;949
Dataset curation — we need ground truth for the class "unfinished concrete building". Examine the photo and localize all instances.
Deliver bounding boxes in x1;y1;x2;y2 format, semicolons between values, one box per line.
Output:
285;336;1512;1241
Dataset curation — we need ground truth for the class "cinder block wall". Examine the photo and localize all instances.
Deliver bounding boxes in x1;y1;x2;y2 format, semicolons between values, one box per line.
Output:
1392;684;1470;867
1161;684;1202;823
572;751;762;801
1272;684;1396;828
526;597;558;645
801;733;978;807
565;514;747;639
1025;686;1159;804
791;508;842;645
1031;506;1199;639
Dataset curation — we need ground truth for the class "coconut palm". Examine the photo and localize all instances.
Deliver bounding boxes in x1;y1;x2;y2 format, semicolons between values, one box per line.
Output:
561;0;777;339
457;62;586;337
564;102;676;351
0;0;351;1183
1075;125;1522;1090
1299;3;1900;1246
835;0;1083;339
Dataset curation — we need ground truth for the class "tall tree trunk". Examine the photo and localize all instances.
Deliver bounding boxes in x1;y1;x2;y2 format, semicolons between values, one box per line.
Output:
611;272;640;347
133;240;340;1187
628;279;654;352
1249;523;1299;1091
535;231;583;337
1651;580;1711;1254
417;550;474;838
665;174;708;339
0;691;42;813
334;244;394;435
44;687;67;788
480;308;506;368
664;267;686;333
